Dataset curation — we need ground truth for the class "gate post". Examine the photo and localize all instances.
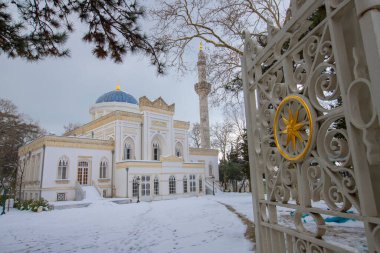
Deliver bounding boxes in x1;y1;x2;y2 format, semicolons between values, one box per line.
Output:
243;0;380;252
355;0;380;125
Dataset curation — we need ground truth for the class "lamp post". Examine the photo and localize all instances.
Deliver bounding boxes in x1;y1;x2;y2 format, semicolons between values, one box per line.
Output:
211;176;215;196
125;168;129;198
136;176;141;203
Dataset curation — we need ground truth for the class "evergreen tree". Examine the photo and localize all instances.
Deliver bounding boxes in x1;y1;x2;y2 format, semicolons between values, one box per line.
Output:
218;145;245;192
217;129;252;192
239;129;251;190
0;1;165;73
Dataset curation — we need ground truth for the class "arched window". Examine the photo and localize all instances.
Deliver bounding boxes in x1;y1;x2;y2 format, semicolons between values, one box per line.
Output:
154;177;159;195
57;157;69;179
190;174;196;192
123;137;134;160
175;142;183;157
209;163;213;176
169;176;176;194
152;138;161;161
183;176;188;193
199;177;203;193
132;177;138;197
99;159;108;178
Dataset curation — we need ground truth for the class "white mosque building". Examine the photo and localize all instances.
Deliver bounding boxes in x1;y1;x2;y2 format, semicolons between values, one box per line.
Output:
18;46;219;202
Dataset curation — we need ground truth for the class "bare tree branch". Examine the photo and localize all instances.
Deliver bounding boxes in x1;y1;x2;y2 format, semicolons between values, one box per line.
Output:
189;123;201;148
150;0;286;105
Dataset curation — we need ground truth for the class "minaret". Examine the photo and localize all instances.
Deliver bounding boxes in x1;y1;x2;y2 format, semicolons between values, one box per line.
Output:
195;42;211;149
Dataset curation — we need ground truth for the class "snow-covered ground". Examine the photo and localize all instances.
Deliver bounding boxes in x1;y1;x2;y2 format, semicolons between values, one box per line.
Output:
0;193;367;253
215;193;367;252
0;194;253;253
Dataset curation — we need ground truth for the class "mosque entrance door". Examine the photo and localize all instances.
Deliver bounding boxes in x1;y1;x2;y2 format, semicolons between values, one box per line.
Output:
77;160;89;185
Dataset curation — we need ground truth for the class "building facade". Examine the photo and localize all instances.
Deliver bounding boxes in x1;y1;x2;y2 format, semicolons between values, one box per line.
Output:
18;90;219;202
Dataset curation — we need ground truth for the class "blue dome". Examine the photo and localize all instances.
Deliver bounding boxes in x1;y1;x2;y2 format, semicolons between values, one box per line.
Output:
96;90;138;105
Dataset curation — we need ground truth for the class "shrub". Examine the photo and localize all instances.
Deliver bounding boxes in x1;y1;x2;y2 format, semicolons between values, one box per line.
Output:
13;199;19;209
29;199;50;212
14;198;51;212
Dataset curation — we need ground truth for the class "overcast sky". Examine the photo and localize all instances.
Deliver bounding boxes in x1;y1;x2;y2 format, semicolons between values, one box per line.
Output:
0;16;223;135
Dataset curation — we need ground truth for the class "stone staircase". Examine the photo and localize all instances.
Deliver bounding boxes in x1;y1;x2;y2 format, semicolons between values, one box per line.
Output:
82;186;102;201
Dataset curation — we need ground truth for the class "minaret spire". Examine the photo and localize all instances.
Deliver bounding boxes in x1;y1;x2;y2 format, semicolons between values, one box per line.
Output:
195;41;211;149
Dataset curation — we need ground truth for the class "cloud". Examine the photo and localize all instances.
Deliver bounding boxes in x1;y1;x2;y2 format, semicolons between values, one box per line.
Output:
0;23;222;134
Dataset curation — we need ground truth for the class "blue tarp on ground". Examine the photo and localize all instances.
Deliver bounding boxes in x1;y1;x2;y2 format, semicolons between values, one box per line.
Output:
290;210;355;223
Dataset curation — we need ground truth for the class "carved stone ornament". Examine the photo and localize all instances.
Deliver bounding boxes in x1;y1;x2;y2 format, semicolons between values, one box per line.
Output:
139;96;175;112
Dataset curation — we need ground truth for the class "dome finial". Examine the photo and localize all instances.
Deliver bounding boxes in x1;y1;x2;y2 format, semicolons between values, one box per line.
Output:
116;85;121;91
199;41;203;51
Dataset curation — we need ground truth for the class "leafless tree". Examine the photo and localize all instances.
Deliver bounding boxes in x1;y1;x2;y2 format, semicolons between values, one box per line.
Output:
223;102;246;146
0;99;44;197
0;99;17;114
150;0;287;105
211;103;246;157
63;122;82;134
17;157;28;200
211;121;235;161
189;123;201;148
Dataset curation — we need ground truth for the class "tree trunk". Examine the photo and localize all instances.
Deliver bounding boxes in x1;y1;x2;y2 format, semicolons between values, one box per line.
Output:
18;173;23;200
17;162;25;200
239;179;245;192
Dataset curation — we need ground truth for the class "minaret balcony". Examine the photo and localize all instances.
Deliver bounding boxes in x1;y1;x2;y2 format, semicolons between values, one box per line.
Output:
195;81;211;96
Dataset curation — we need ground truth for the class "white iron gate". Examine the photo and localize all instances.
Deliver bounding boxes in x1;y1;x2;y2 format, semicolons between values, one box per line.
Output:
242;0;380;252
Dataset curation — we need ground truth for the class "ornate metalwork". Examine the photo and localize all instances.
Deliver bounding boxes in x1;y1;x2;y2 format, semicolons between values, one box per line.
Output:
242;0;380;252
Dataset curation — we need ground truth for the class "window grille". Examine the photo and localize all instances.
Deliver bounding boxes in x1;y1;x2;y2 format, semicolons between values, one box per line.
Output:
183;176;188;193
57;193;66;201
154;177;159;195
169;176;176;194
